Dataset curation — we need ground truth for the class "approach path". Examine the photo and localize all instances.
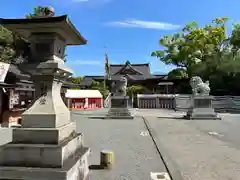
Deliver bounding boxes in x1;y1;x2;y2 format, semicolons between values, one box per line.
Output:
71;111;167;180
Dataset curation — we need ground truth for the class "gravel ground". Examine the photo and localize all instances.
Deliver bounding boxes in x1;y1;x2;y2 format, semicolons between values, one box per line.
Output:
71;113;167;180
145;116;240;180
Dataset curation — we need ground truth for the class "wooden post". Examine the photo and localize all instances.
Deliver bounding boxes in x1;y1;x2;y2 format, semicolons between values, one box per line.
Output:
100;149;114;169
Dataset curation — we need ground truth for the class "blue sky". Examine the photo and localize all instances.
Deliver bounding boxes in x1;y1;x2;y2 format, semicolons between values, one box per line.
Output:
1;0;240;76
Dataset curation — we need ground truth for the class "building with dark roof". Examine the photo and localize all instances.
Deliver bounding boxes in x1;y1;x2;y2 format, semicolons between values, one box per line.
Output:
80;61;175;94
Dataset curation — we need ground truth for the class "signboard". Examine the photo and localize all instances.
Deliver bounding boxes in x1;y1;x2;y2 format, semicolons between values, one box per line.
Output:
0;62;10;83
9;90;19;109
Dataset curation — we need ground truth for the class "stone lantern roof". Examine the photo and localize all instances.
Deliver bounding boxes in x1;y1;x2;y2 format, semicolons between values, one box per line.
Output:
0;15;87;45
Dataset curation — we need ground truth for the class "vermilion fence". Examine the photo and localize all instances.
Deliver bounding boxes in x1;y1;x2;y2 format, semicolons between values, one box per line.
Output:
70;98;102;110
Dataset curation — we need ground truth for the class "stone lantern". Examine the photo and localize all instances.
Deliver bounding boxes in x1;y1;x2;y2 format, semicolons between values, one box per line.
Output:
0;9;90;180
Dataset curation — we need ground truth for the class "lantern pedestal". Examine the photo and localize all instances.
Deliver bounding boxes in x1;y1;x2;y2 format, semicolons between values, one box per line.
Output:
0;13;90;180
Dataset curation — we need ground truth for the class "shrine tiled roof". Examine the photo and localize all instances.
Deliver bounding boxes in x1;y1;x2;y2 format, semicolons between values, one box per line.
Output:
78;63;169;86
79;76;105;86
110;63;150;76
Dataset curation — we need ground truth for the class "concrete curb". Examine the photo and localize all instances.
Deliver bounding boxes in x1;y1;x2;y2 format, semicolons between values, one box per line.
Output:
142;117;184;180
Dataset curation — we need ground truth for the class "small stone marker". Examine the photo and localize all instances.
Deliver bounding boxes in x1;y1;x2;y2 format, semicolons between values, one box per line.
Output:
100;149;114;169
140;131;149;136
150;172;171;180
208;131;223;136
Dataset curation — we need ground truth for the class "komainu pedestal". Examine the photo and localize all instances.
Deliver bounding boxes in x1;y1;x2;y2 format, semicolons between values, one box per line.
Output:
106;96;133;119
185;96;221;120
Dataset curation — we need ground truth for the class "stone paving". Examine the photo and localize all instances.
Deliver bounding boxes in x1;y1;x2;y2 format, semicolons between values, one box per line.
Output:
71;112;167;180
145;115;240;180
1;108;240;180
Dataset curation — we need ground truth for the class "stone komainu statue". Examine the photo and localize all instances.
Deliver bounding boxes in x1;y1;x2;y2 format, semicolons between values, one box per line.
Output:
111;77;127;96
190;76;210;96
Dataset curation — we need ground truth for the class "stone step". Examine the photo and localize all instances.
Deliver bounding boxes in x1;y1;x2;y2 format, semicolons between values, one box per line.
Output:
0;133;83;168
106;108;134;119
0;147;90;180
12;122;76;144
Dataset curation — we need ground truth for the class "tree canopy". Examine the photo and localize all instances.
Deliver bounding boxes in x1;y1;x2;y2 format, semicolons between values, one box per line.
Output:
25;6;54;19
91;80;109;99
127;84;148;96
0;26;29;63
152;17;240;95
151;17;229;76
0;6;50;64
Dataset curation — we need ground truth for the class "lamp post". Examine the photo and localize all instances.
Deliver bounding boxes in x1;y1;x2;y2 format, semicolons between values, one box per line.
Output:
0;8;90;180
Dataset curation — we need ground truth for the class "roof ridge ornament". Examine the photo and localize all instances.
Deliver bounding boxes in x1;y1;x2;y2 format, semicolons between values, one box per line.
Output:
115;62;143;75
125;60;130;65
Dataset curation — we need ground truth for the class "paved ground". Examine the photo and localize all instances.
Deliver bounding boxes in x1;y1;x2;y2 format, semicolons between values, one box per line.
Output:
143;109;240;180
183;114;240;150
1;108;240;180
71;112;167;180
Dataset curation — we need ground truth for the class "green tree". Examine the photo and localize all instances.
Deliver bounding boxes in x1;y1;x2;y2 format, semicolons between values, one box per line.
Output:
91;80;109;99
0;26;28;63
151;17;229;77
25;6;50;19
167;68;188;80
127;85;148;96
229;23;240;56
70;76;84;85
191;49;240;95
0;27;15;62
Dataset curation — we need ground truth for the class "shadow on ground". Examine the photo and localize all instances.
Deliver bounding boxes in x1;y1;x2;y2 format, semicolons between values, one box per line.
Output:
157;116;185;120
89;164;105;170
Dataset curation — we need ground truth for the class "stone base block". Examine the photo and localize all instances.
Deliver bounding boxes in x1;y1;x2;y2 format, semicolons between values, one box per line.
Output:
12;122;76;144
105;108;133;119
0;147;90;180
185;108;221;120
184;95;221;120
21;111;71;128
111;96;129;108
0;133;84;168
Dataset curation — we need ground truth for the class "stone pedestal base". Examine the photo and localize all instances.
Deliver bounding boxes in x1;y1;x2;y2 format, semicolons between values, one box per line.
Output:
185;96;221;120
0;147;90;180
0;122;90;180
105;96;133;119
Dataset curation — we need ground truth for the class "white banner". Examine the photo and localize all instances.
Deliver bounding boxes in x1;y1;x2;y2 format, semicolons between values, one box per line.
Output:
0;62;10;83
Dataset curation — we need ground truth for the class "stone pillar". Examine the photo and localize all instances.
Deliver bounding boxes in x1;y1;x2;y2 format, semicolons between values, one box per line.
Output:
100;98;103;108
67;98;71;109
85;97;88;109
22;75;70;128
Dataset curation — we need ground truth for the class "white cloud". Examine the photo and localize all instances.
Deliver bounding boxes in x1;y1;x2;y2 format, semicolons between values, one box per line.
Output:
107;19;180;30
69;60;104;66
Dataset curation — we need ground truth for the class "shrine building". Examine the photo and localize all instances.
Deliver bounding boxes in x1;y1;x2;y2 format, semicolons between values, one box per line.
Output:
80;61;176;94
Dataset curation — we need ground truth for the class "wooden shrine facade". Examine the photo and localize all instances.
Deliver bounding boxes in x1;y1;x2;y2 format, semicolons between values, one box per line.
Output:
80;62;177;94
